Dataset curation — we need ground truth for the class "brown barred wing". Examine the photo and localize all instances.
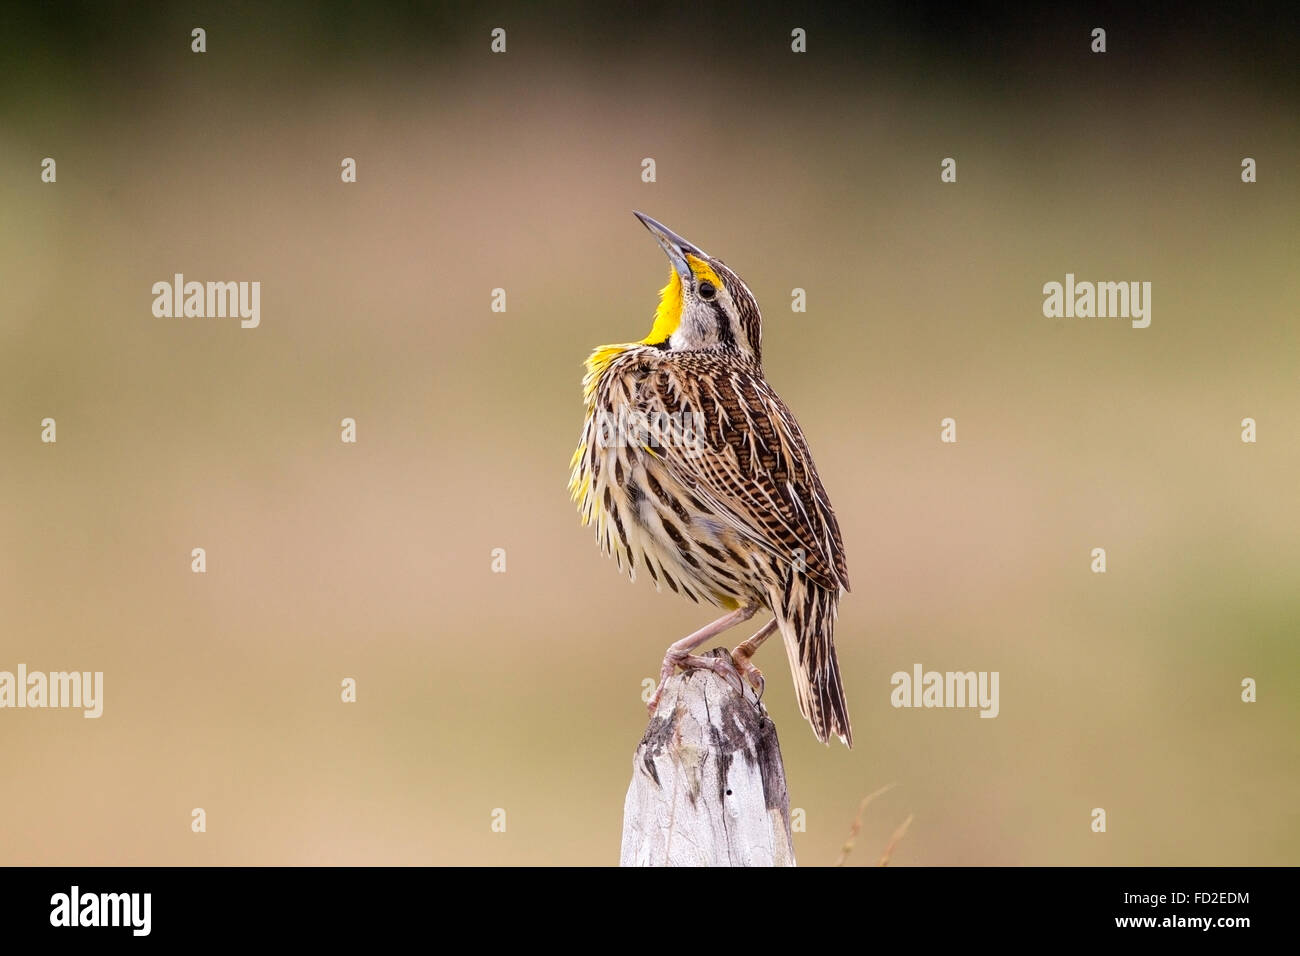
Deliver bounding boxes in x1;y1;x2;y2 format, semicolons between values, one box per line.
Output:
642;356;849;595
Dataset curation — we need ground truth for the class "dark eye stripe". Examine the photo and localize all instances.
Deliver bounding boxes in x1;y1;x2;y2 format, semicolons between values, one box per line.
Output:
713;302;736;351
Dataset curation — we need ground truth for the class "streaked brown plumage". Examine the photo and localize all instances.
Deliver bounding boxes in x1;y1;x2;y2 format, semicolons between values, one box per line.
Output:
570;213;852;745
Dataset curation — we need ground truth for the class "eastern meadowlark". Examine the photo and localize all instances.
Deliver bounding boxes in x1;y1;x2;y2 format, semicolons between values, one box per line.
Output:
569;213;852;746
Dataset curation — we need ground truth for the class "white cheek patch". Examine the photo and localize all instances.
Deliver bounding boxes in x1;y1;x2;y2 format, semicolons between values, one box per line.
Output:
671;307;711;349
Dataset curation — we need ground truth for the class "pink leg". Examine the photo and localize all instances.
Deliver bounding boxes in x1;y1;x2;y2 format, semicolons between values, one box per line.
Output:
731;618;778;697
647;606;756;714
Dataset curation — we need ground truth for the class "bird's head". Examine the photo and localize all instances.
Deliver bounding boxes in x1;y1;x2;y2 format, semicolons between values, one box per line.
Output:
634;212;762;365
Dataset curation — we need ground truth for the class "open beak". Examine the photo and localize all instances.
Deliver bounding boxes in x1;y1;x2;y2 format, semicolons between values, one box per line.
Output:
634;211;705;285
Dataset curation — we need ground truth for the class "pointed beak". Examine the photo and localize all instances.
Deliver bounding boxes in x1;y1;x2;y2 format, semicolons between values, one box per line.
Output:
633;211;704;285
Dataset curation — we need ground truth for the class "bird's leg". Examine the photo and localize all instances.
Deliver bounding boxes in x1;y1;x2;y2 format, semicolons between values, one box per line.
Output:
647;606;756;714
731;618;778;698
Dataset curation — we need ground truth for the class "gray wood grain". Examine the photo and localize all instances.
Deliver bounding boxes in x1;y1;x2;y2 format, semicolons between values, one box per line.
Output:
621;649;795;866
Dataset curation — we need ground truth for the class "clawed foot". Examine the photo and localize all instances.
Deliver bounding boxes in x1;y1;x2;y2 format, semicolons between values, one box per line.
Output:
730;646;766;699
646;650;745;715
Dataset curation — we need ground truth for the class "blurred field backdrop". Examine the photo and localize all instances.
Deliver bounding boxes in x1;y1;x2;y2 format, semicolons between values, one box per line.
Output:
1;2;1297;865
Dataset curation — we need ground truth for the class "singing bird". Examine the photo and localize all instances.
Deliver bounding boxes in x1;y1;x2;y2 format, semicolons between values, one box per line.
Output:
569;213;852;746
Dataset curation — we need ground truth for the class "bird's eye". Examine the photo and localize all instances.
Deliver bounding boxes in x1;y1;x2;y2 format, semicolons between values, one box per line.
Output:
698;280;717;300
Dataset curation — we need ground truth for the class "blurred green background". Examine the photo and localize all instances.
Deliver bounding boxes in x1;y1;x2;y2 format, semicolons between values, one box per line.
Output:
1;2;1297;865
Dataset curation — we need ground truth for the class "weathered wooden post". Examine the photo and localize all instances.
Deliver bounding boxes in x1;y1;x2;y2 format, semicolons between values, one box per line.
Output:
620;648;796;866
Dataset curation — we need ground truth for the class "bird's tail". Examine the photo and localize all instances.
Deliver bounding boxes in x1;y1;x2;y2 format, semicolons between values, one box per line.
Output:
770;578;853;747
